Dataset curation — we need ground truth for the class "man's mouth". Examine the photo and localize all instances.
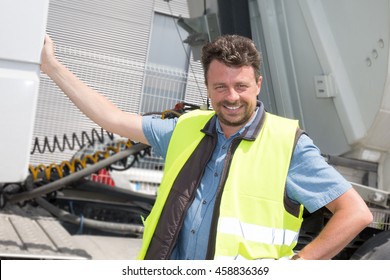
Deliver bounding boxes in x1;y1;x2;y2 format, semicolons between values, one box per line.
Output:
224;105;241;110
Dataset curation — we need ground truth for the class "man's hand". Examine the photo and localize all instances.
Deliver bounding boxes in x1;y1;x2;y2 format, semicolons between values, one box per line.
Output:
40;34;58;74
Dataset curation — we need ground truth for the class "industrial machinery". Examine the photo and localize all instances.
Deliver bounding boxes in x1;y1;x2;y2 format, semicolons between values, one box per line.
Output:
1;0;390;259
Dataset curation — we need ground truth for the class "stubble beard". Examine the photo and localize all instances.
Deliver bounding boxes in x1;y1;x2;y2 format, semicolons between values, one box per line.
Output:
216;102;254;128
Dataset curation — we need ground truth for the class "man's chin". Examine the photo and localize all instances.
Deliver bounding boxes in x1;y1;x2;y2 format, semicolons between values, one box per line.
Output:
218;116;248;127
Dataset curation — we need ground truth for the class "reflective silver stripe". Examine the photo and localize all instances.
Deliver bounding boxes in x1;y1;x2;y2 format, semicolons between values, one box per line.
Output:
218;217;299;246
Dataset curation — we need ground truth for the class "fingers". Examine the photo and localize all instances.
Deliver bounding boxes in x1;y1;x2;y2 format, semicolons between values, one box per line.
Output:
40;34;56;73
44;34;53;47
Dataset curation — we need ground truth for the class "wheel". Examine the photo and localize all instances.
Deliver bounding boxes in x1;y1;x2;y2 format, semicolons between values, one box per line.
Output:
350;230;390;260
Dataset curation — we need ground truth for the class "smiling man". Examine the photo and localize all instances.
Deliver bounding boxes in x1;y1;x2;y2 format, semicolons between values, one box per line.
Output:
41;34;372;260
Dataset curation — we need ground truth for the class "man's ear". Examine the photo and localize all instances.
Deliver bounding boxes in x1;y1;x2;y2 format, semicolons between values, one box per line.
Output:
205;81;210;99
257;75;263;87
257;76;263;96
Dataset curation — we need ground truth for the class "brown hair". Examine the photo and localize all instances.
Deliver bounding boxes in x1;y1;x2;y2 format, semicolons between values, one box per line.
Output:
201;34;262;85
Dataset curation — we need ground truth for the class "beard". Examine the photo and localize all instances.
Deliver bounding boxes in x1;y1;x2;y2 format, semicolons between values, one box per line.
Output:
215;101;256;128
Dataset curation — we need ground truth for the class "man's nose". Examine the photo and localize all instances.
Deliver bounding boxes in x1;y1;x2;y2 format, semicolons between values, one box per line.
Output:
226;87;240;102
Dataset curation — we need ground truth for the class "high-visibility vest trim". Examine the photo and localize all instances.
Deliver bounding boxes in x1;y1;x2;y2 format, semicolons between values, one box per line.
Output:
218;217;299;246
214;255;290;260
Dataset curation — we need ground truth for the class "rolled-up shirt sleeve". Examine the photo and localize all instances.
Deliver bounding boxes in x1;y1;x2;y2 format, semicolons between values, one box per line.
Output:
142;115;177;159
286;134;352;213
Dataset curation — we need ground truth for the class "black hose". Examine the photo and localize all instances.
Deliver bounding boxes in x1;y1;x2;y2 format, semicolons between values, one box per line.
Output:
18;172;146;235
31;128;115;154
33;191;144;235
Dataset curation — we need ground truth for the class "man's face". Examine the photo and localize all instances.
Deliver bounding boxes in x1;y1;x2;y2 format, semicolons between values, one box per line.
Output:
206;60;262;136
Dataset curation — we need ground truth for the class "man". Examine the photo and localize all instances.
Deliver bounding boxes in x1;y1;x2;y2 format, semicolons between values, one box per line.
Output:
41;34;372;260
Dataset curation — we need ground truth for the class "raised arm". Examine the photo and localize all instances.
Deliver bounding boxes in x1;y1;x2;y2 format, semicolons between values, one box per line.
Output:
40;35;149;145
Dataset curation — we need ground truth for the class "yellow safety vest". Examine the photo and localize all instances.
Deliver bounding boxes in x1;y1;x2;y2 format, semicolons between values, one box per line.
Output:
138;109;303;259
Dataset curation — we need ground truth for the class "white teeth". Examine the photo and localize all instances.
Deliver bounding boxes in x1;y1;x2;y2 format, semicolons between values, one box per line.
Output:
226;105;240;110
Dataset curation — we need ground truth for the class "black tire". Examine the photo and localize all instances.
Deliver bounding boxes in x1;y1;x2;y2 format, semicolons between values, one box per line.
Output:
350;230;390;260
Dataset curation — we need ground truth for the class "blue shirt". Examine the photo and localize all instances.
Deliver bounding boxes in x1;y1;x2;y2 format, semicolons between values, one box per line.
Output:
142;109;351;260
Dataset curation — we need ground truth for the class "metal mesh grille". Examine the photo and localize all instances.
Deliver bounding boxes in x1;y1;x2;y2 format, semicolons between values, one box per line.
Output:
141;64;188;113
